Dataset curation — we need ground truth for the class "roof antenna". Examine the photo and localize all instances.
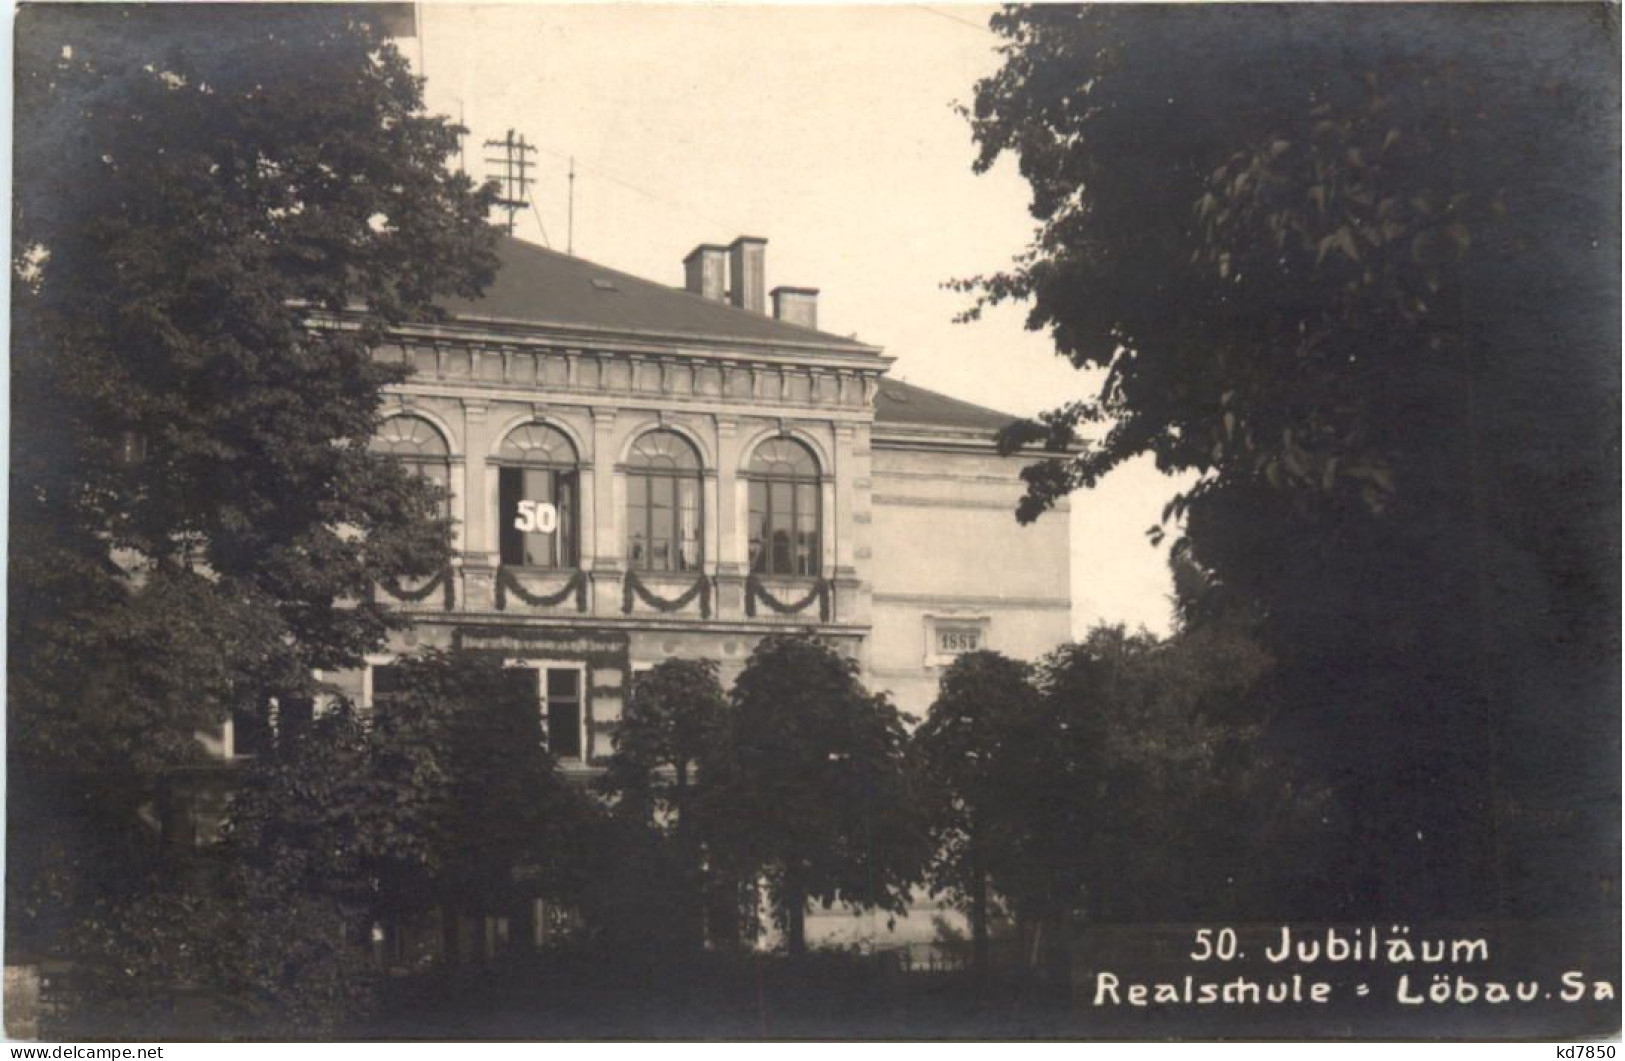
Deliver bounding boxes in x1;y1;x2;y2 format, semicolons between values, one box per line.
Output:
483;129;536;236
567;156;576;256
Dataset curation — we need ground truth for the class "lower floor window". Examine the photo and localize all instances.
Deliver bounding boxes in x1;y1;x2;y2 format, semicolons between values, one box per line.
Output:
505;663;585;761
229;706;270;758
371;663;407;712
369;660;585;762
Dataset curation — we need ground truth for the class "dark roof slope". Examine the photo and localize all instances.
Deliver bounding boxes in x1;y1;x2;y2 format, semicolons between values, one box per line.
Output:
437;237;875;352
872;379;1019;433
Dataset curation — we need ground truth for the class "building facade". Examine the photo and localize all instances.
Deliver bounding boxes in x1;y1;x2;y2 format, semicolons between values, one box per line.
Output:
296;234;1070;766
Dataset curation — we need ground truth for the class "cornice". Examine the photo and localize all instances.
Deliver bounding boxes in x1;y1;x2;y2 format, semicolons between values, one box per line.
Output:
306;308;891;370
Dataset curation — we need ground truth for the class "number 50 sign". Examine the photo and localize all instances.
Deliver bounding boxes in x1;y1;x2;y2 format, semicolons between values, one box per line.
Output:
513;500;558;534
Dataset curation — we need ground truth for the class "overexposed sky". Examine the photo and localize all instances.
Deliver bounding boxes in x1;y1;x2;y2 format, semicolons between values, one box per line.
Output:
412;3;1191;636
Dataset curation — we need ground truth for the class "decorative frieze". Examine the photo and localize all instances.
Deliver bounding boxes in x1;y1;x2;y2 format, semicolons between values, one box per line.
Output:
378;338;884;415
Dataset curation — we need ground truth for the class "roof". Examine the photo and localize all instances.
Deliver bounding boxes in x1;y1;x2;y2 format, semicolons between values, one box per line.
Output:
435;237;877;353
433;238;1016;437
871;379;1019;434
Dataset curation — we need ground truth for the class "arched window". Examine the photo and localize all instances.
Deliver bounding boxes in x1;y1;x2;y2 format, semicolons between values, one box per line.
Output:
747;437;820;577
497;423;579;568
626;430;703;572
371;416;451;517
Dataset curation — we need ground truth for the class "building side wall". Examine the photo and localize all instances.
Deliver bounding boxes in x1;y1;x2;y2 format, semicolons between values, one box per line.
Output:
867;444;1072;718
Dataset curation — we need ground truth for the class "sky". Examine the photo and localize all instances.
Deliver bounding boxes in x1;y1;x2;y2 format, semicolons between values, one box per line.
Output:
410;3;1193;636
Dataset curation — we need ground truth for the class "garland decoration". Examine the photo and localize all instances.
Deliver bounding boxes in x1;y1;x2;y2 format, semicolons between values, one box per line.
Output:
375;567;455;611
745;575;830;622
496;567;588;612
622;570;711;618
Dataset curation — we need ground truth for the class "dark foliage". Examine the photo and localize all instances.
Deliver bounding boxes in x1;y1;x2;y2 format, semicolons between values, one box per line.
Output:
707;634;929;955
8;3;499;958
962;3;1619;917
915;651;1043;978
598;658;729;949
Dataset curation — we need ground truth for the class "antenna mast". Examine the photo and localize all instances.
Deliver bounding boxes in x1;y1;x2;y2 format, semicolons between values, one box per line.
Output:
567;156;576;255
483;129;536;236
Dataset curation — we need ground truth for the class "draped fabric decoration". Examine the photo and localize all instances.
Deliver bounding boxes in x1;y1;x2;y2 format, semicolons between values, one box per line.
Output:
495;567;588;612
622;570;711;619
369;567;457;611
744;574;830;622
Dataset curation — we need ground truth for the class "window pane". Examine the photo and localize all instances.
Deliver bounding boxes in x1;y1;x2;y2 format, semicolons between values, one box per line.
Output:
557;472;577;567
417;461;451;520
521;469;557;567
502;666;540;701
678;478;701;570
231;706;270;757
546;668;582;760
280;697;314;741
769;481;793;573
501;667;544;748
499;467;524;566
546;668;580;700
748;481;767;573
650;478;674;571
372;664;405;698
548;702;582;760
797;483;820;576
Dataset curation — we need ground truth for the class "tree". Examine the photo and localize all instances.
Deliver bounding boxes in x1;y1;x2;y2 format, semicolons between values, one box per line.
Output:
601;659;727;830
9;4;498;954
988;625;1319;990
961;4;1618;917
64;863;374;1041
1035;625;1320;922
709;633;928;956
343;650;587;959
914;651;1041;980
599;658;728;950
56;650;587;1036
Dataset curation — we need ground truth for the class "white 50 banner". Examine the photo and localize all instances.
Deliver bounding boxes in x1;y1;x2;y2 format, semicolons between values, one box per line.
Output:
513;500;557;534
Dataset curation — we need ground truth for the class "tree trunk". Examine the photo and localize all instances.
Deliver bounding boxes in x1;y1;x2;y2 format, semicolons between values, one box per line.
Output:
972;865;990;982
785;881;807;958
1043;909;1074;1002
440;904;459;966
674;762;704;951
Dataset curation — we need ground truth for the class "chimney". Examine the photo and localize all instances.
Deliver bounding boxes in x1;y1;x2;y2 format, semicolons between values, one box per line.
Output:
683;244;728;301
727;236;767;313
771;286;819;330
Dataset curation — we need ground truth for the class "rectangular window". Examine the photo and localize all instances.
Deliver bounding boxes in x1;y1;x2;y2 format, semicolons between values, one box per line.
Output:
370;663;407;713
627;474;649;568
229;706;270;758
649;476;674;569
795;483;819;576
750;478;820;577
419;463;452;520
677;478;701;571
279;696;314;742
545;668;583;760
748;480;768;572
503;663;586;762
499;467;577;568
629;474;703;573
